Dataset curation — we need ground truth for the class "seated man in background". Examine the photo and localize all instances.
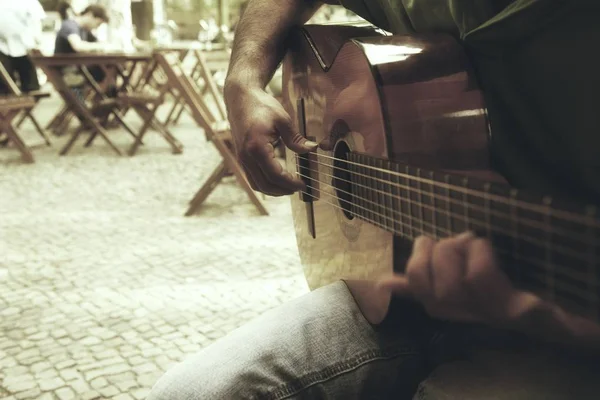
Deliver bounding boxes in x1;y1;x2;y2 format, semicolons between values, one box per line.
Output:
55;2;116;95
0;0;46;94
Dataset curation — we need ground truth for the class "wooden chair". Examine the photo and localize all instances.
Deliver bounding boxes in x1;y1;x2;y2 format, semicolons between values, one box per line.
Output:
112;59;183;156
0;95;37;162
155;52;268;216
0;62;51;146
164;49;228;127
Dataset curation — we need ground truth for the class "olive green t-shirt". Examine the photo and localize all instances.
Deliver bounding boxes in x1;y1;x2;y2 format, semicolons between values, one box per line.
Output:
337;0;600;205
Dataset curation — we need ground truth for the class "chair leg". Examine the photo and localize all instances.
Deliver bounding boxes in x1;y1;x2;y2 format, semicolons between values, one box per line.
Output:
214;136;269;216
184;161;227;216
0;119;35;163
164;98;182;125
27;111;52;146
15;111;27;128
172;101;187;125
145;108;183;154
155;121;183;154
128;107;154;156
59;125;85;155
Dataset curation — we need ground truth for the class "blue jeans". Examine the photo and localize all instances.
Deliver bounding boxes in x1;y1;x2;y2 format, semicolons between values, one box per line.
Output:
148;281;599;399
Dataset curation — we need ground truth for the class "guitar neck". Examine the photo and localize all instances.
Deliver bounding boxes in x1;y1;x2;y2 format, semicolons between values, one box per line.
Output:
342;152;600;322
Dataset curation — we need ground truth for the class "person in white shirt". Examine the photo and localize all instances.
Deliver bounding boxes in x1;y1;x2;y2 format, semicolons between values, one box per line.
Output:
0;0;46;94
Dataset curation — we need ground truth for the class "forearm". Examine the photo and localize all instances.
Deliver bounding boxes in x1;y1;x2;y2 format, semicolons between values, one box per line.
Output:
76;41;107;52
224;0;323;98
511;293;600;352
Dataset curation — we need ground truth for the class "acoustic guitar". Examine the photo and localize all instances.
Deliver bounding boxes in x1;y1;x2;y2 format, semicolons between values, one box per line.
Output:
281;24;600;325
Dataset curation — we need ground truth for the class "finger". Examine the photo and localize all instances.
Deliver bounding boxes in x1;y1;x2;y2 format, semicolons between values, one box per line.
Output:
429;231;476;301
431;237;468;302
464;238;516;320
464;238;513;294
245;139;306;193
406;236;436;301
376;274;411;296
274;117;318;154
239;154;295;197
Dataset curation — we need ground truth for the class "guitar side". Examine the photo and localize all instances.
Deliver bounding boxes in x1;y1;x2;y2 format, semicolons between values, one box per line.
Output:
282;25;493;322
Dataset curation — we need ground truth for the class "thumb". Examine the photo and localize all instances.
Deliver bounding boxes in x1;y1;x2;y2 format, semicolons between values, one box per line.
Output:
376;274;412;297
274;118;318;154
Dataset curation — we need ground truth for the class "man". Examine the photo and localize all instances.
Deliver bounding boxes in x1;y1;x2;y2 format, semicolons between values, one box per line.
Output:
55;2;111;55
55;2;116;97
149;1;600;398
0;0;46;94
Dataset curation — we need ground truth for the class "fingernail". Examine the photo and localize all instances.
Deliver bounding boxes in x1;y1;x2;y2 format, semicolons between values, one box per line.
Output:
456;231;476;240
304;140;318;148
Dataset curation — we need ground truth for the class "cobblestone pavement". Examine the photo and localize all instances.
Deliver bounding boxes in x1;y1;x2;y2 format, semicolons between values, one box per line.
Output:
0;94;309;399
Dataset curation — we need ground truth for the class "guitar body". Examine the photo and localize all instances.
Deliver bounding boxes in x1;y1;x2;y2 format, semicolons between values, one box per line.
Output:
282;25;494;322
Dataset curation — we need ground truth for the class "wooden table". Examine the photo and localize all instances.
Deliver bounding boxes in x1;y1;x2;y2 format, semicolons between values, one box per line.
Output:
30;52;153;156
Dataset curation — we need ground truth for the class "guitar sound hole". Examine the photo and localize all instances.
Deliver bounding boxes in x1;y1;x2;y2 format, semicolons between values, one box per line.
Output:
333;140;354;220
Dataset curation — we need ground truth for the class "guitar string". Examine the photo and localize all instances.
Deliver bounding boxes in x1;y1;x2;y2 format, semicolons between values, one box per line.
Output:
294;152;599;227
296;171;593;269
297;164;595;247
297;186;599;304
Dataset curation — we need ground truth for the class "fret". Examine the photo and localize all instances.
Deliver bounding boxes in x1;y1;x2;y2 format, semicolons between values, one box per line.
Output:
429;171;439;240
415;168;426;237
586;206;599;321
483;183;492;239
374;158;386;230
404;165;415;239
355;154;368;222
510;191;544;287
348;155;359;218
390;163;403;236
382;160;396;234
448;175;467;234
462;177;470;232
543;196;555;303
443;175;452;237
349;154;360;219
509;189;521;286
364;157;377;225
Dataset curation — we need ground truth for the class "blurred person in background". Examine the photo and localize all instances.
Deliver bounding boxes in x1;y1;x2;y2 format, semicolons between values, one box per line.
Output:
0;0;46;94
55;1;117;96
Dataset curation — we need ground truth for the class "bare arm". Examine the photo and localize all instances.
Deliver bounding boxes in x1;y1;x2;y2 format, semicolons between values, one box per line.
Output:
67;34;111;53
222;0;338;196
224;0;332;95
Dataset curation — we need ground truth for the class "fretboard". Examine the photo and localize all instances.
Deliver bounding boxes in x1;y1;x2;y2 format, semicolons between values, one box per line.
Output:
346;152;600;322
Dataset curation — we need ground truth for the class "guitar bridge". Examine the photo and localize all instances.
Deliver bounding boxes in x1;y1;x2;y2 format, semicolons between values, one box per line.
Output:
296;98;316;238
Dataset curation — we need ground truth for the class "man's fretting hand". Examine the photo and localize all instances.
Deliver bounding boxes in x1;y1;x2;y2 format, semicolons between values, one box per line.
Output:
225;87;317;196
377;232;600;350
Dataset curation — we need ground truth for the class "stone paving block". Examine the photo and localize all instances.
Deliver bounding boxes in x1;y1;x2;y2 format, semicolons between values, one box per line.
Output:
115;379;139;392
114;394;135;400
90;377;108;390
55;386;76;400
38;376;65;391
14;388;41;400
55;359;77;369
80;390;102;400
131;388;151;400
35;369;58;379
106;371;136;384
85;363;131;381
98;385;120;398
70;379;92;394
3;376;37;393
59;368;82;381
